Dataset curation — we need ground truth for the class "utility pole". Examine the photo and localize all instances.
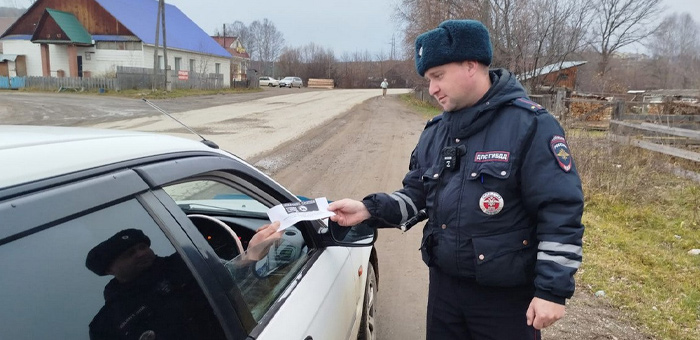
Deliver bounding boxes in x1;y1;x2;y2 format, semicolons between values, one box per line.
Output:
152;0;161;91
160;0;170;91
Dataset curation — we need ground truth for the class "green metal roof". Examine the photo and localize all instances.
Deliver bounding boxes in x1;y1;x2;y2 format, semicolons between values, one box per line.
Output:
44;8;92;45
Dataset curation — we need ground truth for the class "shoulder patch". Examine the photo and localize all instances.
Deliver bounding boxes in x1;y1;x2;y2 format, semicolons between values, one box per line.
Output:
512;98;547;114
425;114;443;129
550;135;573;172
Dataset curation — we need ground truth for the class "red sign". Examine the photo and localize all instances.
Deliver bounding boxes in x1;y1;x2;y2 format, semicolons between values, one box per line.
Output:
178;70;189;80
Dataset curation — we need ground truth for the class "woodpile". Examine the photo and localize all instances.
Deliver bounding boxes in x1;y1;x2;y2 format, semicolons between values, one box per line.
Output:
664;102;700;115
630;102;700;115
569;102;611;121
307;78;334;89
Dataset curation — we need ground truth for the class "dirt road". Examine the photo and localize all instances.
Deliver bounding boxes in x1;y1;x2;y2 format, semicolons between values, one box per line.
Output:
0;89;652;339
0;87;314;126
248;95;431;339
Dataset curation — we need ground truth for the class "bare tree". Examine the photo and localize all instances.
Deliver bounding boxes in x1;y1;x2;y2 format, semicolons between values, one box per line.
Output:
394;0;590;91
276;46;303;78
222;21;253;52
256;19;285;76
498;0;590;90
647;12;700;89
218;19;284;76
589;0;662;78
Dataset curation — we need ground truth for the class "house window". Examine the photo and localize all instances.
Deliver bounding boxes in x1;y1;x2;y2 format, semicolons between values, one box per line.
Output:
175;57;182;71
215;63;221;75
190;59;196;72
158;56;164;70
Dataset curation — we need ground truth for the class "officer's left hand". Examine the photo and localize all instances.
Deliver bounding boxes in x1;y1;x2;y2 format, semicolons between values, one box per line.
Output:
526;297;565;330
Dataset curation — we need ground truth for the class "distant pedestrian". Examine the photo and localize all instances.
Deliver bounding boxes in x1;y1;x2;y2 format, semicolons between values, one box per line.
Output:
380;78;389;97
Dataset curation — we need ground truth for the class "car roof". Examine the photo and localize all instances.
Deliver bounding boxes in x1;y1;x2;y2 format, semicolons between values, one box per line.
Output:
0;125;230;189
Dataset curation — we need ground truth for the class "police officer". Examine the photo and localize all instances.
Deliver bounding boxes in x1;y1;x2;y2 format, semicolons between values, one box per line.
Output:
328;19;584;340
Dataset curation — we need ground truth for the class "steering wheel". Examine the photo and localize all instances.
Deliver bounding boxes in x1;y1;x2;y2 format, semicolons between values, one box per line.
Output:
187;214;245;257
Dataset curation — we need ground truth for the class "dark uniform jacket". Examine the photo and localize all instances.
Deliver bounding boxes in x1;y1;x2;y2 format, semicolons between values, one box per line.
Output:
363;69;584;304
89;255;225;340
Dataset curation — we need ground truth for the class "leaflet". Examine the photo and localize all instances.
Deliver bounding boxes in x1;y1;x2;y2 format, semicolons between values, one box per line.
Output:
267;197;335;231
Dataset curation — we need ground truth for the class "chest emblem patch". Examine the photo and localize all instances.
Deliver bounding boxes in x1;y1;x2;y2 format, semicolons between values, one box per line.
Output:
550;135;573;172
474;151;510;163
479;192;504;215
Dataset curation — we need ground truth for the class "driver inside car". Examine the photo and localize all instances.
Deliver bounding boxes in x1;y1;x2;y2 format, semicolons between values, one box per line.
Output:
85;223;282;340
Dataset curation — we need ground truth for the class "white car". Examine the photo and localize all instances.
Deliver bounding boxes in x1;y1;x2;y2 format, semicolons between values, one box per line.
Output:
258;76;279;87
279;76;303;88
0;125;378;340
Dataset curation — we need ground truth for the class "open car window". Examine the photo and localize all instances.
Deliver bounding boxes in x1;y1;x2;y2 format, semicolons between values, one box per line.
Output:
162;179;311;322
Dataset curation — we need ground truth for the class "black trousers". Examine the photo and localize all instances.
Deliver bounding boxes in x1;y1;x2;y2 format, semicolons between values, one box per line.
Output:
427;268;542;340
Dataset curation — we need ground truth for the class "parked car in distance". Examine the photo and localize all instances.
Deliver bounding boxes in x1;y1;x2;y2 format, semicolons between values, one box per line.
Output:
258;76;279;87
0;125;379;340
279;76;303;88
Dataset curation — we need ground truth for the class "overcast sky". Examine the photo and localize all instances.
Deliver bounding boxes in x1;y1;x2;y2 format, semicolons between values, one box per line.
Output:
168;0;402;57
167;0;699;56
3;0;698;56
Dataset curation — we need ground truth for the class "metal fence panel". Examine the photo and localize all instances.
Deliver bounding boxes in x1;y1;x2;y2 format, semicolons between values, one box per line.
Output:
0;76;26;89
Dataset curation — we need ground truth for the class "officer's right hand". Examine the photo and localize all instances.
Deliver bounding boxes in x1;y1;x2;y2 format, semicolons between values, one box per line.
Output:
328;199;371;226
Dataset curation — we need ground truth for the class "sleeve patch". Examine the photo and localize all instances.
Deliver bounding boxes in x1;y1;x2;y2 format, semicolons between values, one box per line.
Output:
550;135;572;172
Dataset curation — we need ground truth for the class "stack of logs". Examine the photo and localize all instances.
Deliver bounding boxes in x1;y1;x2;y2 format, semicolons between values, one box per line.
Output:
307;78;334;89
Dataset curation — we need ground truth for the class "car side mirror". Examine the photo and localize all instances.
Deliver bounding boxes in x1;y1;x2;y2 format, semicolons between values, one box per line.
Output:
325;219;377;247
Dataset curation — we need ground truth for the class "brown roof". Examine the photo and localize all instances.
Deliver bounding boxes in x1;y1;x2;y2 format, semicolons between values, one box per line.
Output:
211;36;250;59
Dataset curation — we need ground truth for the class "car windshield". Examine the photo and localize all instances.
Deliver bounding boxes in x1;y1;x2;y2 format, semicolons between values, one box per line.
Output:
163;181;269;217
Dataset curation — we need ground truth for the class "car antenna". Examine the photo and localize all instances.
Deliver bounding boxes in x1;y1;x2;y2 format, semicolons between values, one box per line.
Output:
142;98;219;149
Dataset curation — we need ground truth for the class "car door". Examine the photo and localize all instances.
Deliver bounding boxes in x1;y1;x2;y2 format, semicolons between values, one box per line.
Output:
0;168;242;340
134;155;367;339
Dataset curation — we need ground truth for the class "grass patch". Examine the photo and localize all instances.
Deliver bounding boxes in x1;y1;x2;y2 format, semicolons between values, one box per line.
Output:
571;132;699;340
400;97;700;340
399;93;442;119
19;86;262;99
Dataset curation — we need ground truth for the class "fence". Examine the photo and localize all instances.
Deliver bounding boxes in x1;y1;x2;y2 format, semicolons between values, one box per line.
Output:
606;105;700;182
0;76;25;89
413;88;439;108
25;76;116;91
16;67;228;91
116;66;224;90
